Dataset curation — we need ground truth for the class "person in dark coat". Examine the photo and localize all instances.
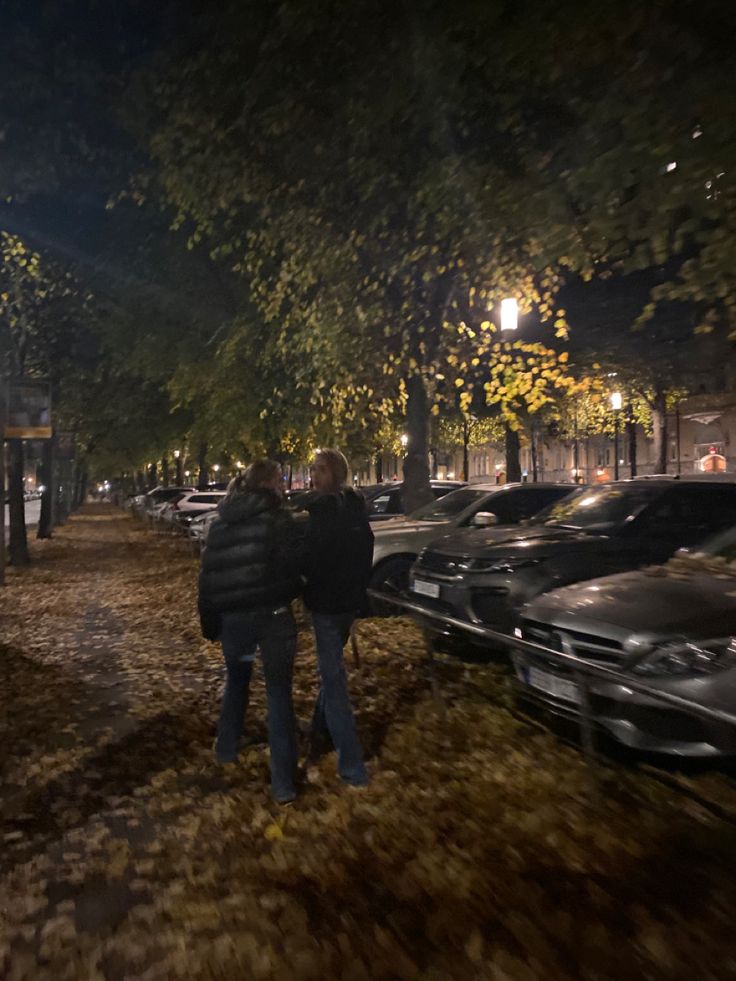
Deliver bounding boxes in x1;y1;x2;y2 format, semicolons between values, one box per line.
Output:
198;460;302;803
302;448;373;786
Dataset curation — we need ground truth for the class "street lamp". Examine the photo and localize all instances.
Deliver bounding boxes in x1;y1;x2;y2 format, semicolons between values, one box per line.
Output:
400;434;408;449
611;391;623;480
213;464;220;473
500;297;518;332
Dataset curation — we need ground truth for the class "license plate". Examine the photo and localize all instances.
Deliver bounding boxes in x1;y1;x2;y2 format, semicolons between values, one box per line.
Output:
412;578;440;599
525;666;579;703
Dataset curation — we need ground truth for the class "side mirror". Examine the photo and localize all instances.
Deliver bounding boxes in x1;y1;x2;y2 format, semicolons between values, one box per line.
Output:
471;511;499;528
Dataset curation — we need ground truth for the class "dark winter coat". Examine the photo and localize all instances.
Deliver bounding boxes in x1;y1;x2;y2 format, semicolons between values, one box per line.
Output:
198;489;302;637
300;488;374;614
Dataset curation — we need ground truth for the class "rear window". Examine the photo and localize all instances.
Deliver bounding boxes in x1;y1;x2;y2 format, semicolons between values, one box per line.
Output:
535;484;657;530
187;494;223;504
410;488;490;521
150;488;191;502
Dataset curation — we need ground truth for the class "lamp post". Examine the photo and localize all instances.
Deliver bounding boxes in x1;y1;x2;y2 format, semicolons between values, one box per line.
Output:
611;391;623;480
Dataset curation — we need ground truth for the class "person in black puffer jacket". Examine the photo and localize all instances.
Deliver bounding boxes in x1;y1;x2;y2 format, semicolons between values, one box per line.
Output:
198;460;302;803
301;448;374;787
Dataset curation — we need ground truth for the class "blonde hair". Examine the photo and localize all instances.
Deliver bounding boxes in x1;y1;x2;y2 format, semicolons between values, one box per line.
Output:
315;448;349;488
227;459;281;495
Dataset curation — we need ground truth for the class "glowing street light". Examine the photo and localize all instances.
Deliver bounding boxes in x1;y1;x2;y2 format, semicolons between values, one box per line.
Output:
610;391;623;411
213;464;221;473
500;297;518;332
173;449;180;459
400;434;409;449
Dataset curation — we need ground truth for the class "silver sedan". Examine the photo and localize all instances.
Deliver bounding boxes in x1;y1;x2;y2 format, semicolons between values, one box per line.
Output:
514;526;736;757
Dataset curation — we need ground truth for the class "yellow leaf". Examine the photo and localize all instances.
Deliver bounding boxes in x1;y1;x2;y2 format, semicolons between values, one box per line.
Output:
264;823;284;841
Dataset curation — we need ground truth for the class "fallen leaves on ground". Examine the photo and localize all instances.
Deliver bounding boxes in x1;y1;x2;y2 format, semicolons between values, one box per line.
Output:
2;505;736;980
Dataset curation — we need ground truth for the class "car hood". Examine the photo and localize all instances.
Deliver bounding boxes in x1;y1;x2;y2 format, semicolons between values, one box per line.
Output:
425;523;601;557
527;569;736;639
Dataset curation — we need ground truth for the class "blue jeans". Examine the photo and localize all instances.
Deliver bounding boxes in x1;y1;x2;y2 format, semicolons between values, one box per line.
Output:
311;612;368;786
218;608;298;802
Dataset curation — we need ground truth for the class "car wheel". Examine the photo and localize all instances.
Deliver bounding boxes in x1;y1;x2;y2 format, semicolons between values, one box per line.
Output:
368;556;416;616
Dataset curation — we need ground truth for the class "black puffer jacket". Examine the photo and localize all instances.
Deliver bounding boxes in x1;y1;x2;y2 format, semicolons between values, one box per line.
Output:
301;489;374;614
198;489;302;616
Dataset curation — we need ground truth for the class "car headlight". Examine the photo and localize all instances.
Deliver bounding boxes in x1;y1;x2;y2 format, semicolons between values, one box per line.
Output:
468;556;542;573
633;638;736;677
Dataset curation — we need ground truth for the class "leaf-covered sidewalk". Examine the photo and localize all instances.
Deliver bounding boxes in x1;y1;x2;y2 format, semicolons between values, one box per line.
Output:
2;505;736;980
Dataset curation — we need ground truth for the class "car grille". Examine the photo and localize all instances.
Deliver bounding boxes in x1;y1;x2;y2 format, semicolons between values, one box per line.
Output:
522;619;625;666
416;550;469;576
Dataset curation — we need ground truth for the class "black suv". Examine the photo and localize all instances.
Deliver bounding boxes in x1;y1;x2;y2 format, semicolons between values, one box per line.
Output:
409;480;736;643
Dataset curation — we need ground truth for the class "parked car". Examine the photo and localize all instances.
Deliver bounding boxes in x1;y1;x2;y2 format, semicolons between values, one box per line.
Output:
513;524;736;757
361;480;466;522
171;491;227;528
188;509;219;548
143;485;195;511
408;479;736;642
369;482;575;605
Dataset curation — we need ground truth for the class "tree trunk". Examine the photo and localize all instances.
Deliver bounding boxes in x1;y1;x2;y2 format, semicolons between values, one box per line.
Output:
175;455;184;485
54;460;66;526
37;437;55;538
197;442;208;489
462;417;470;482
651;391;668;474
161;455;170;487
627;417;638;478
401;374;433;513
505;425;522;483
374;453;383;483
74;466;88;509
8;440;29;566
530;425;538;482
0;432;6;586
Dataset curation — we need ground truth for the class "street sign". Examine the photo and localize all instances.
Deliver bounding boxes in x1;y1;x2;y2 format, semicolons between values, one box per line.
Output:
3;379;52;439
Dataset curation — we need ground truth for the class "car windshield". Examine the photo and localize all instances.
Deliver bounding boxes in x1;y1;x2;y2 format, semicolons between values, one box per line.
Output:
409;488;489;521
533;485;657;530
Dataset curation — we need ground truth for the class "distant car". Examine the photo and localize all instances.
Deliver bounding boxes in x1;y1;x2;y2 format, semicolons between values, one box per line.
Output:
143;485;195;511
368;482;575;608
171;491;227;528
361;480;466;522
409;479;736;642
285;489;312;506
514;524;736;757
188;509;219;548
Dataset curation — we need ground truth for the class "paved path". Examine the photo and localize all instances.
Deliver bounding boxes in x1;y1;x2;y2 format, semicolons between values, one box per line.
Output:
3;499;41;528
3;506;736;980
